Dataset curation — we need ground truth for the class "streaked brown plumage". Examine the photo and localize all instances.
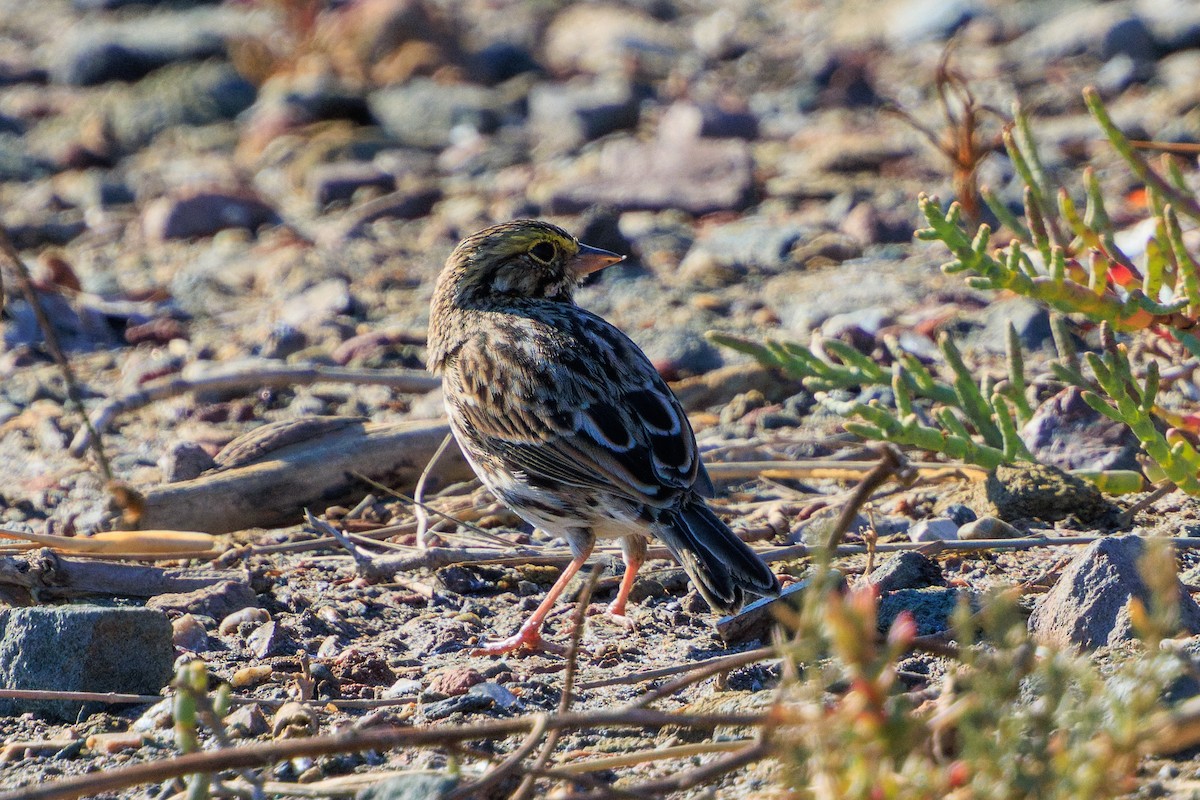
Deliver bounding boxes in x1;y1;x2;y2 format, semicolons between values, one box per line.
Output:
428;220;779;655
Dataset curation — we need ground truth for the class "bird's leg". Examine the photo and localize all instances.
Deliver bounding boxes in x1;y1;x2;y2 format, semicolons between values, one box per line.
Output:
605;535;646;626
472;537;594;656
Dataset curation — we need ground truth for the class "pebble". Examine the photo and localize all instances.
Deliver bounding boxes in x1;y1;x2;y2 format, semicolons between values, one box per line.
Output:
1020;386;1142;472
528;78;641;153
907;517;960;543
547;136;754;215
869;551;946;593
424;666;485;699
171;614;209;651
143;190;279;242
957;516;1020;541
219;607;271;636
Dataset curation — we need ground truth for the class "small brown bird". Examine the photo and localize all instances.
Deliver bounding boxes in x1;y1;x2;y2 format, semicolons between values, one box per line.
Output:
427;220;779;655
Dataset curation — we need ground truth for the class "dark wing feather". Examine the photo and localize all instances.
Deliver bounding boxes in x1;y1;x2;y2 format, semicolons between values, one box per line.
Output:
447;310;701;508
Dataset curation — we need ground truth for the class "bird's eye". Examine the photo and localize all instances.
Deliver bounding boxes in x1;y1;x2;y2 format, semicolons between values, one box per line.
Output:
529;241;557;263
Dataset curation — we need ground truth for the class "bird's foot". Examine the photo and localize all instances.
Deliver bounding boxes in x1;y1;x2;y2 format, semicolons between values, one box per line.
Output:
472;625;566;657
602;600;637;630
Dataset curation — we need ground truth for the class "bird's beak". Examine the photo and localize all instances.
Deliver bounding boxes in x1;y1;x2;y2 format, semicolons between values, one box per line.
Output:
570;243;625;277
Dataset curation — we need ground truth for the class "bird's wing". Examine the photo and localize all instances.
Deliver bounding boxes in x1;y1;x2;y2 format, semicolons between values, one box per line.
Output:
447;311;702;507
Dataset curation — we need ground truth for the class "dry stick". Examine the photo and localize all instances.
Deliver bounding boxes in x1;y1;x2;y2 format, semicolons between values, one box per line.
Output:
0;709;766;800
415;432;455;549
1119;481;1177;527
628;647;776;709
510;568;603;800
824;445;913;552
579;645;774;691
0;225;112;481
556;741;774;800
553;740;752;774
68;360;439;457
443;714;551;800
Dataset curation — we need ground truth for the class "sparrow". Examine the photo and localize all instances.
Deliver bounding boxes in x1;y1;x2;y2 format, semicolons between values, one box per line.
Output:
427;220;780;654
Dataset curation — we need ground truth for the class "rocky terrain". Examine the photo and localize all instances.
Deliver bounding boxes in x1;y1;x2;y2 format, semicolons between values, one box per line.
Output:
2;0;1200;797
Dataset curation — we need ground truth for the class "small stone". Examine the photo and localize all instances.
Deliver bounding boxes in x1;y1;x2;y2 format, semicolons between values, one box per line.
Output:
85;732;146;755
171;614;209;651
272;701;317;739
384;678;422;699
868;551;946;593
148;579;257;620
791;508;871;546
219;607;270;635
422;691;493;721
307;161;395;208
424;666;484;699
368;79;501;150
986;461;1112;523
957;516;1020;541
230;665;274;688
907;518;960;543
356;772;458;800
659;102;759;141
247;621;289;659
1030;535;1200;650
528;78;641;153
547;136;754;216
877;587;967;636
158;441;216;483
225;703;270;738
143;191;279;242
468;682;521;712
0;606;175;720
943;504;978;526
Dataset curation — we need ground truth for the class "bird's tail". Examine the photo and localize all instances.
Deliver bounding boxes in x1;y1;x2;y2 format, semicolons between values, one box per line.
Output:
653;497;780;613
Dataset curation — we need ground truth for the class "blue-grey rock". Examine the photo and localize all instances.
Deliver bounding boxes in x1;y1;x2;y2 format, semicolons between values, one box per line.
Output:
1101;16;1158;63
356;773;458;800
944;504;977;526
369;79;502;150
0;606;175;720
307;161;396;208
877;587;968;636
468;682;521;712
1030;535;1200;650
55;8;259;86
470;42;541;85
869;551;946;593
106;62;256;154
907;518;960;543
528;78;641;152
1021;386;1142;472
423;691;494;720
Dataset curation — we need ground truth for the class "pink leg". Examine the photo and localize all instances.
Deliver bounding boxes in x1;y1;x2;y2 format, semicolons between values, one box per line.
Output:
605;536;646;622
473;541;593;656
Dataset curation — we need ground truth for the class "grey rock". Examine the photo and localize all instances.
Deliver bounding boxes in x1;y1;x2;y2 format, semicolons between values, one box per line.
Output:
105;62;256;154
0;134;51;181
869;551;946;593
1021;387;1142;472
965;297;1053;353
0;606;175;720
468;682;521;712
307;161;395;208
957;516;1021;541
679;217;813;281
159;441;216;482
356;773;458;800
147;579;257;620
907;518;960;543
143;191;279;241
887;0;981;44
423;691;494;720
369;79;502;150
547;136;754;215
528;78;641;152
943;504;977;526
877;587;967;636
56;8;250;86
1030;535;1200;649
1101;15;1158;63
659;102;759;140
986;461;1112;523
790;509;871;547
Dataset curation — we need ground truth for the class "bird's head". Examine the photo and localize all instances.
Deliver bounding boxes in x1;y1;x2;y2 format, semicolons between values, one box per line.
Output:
434;220;625;308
